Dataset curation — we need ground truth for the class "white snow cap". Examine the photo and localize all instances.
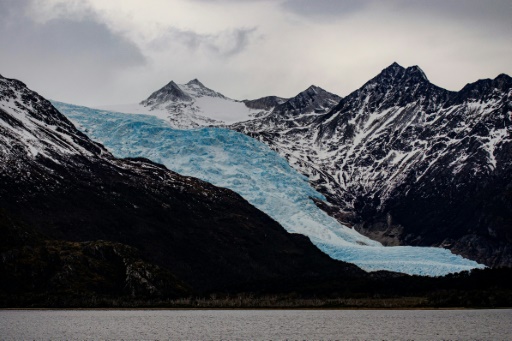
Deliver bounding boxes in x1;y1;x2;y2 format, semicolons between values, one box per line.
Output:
96;79;268;128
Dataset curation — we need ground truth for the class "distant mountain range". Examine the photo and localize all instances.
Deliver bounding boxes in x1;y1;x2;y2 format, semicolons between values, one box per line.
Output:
89;63;511;268
234;63;512;267
98;78;268;128
1;62;511;306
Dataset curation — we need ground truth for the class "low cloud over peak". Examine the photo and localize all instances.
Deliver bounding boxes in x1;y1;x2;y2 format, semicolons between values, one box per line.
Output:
0;0;510;106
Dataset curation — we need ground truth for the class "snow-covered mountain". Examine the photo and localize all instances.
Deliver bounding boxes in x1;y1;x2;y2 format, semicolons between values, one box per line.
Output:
55;100;484;276
2;74;372;293
0;75;109;167
232;63;512;267
99;79;273;128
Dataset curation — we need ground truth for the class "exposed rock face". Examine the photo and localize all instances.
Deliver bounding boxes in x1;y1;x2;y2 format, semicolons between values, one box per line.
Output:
232;63;512;267
0;74;364;300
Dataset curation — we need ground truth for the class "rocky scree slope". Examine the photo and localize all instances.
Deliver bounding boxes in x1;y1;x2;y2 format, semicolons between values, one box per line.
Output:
232;63;512;267
0;74;365;299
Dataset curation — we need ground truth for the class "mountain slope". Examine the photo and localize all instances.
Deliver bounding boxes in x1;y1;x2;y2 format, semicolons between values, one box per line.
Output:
232;63;512;267
0;74;367;295
98;79;268;128
54;101;483;276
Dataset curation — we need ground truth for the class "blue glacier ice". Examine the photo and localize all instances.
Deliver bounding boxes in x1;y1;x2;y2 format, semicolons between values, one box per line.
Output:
54;101;485;276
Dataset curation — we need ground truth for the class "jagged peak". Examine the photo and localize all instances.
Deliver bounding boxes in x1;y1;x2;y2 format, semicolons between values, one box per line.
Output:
186;78;205;87
292;85;341;103
493;73;512;90
0;74;27;89
157;80;184;94
367;62;432;87
161;80;181;89
304;85;320;94
387;61;404;69
382;62;405;73
370;62;406;82
301;85;337;96
275;85;341;113
141;80;192;105
495;73;512;83
405;65;428;81
456;72;512;100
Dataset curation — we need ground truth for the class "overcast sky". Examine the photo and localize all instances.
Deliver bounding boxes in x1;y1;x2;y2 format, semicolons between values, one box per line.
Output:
1;0;511;106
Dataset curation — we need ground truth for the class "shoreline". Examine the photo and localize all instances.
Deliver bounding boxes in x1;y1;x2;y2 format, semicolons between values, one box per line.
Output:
2;307;511;311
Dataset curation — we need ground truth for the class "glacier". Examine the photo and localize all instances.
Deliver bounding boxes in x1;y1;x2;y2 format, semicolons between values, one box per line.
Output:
54;101;485;276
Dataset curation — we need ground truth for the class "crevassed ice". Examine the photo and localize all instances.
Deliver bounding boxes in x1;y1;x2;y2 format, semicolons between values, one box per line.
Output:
54;101;485;276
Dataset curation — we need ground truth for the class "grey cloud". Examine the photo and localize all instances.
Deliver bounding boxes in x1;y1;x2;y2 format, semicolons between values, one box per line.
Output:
0;0;29;20
281;0;369;20
396;0;511;19
386;0;512;43
190;0;271;2
395;0;512;33
0;0;145;69
225;28;258;56
0;0;146;104
151;27;258;57
281;0;512;31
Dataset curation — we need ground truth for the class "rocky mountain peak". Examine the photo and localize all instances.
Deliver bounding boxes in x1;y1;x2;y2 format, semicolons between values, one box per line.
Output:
282;85;341;113
186;78;205;87
495;73;512;83
341;62;447;113
140;80;193;107
452;73;512;104
372;62;429;86
405;65;429;82
379;62;405;77
160;80;183;94
305;85;321;93
374;62;428;83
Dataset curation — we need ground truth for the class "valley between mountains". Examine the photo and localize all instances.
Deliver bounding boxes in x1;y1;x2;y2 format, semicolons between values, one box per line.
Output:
1;62;511;306
59;62;511;269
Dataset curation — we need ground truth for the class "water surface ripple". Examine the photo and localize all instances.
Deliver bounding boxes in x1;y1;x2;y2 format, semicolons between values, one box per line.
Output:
1;309;510;340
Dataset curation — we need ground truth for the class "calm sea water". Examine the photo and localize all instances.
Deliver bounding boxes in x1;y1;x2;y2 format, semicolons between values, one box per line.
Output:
1;309;511;340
